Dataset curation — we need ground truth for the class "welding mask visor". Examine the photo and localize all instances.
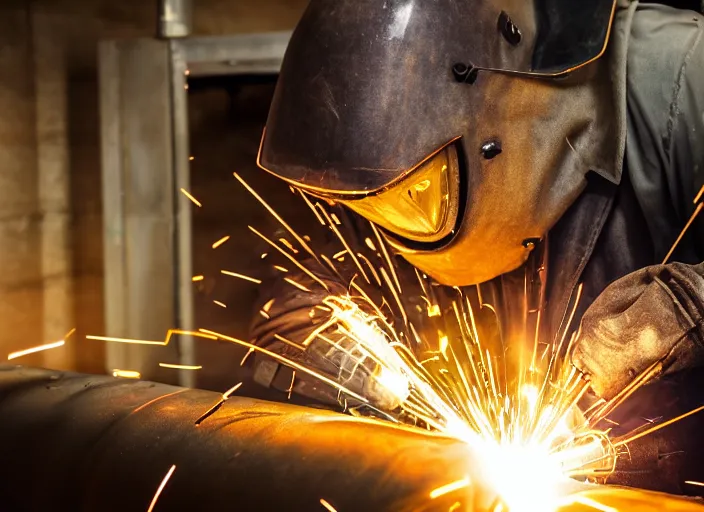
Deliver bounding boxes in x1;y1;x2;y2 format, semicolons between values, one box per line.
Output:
259;0;616;194
258;0;617;285
309;143;461;244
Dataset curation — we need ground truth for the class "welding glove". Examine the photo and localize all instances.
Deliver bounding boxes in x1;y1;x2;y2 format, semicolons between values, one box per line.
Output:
571;263;704;400
250;265;405;411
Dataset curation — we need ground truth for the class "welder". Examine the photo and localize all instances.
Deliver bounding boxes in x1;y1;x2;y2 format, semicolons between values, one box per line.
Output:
248;0;704;494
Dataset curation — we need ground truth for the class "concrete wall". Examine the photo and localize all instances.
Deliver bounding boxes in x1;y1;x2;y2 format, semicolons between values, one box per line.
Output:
0;0;307;373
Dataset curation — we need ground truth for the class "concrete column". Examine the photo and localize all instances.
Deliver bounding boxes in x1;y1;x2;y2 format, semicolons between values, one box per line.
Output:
0;2;44;364
32;3;75;370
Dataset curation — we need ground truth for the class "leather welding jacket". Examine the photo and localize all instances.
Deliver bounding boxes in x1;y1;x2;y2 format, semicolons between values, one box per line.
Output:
249;1;704;495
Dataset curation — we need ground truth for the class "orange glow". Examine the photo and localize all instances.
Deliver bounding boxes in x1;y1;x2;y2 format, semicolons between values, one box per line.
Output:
566;496;617;512
8;340;65;360
220;161;704;512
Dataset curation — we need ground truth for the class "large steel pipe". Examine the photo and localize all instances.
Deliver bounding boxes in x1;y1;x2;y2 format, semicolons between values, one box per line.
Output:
0;365;703;512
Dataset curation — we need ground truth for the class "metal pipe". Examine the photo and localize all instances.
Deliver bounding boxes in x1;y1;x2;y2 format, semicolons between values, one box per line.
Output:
158;0;192;38
0;365;703;512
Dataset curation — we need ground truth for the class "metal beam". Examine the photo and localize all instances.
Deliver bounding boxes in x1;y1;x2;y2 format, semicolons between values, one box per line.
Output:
178;31;292;77
99;32;291;385
99;39;180;383
158;0;192;38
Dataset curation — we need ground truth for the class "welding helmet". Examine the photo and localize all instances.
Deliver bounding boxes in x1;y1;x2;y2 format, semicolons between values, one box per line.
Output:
258;0;618;286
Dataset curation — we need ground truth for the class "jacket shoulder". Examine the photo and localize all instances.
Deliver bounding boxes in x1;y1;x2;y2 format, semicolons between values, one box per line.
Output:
624;4;704;260
627;4;702;130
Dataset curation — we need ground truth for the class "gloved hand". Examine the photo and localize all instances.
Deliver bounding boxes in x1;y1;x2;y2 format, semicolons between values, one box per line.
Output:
571;263;704;400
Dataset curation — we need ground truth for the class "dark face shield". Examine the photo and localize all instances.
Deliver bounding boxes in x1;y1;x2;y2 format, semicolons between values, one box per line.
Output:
258;0;618;285
259;0;616;194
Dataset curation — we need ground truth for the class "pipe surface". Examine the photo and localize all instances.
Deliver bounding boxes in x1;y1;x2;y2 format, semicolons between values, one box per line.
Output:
0;365;703;512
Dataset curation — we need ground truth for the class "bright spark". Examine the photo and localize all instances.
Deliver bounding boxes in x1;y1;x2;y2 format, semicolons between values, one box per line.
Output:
233;172;320;263
427;304;441;317
223;382;243;399
180;188;202;207
192;275;204;282
221;270;262;284
319;498;338;512
147;465;176;512
279;238;299;253
213;300;227;308
197;329;369;403
429;477;471;499
159;363;202;370
8;340;65;360
227;171;704;512
284;277;311;292
194;383;242;426
663;202;703;264
212;235;230;249
112;370;141;379
90;335;163;345
88;329;217;347
694;184;704;205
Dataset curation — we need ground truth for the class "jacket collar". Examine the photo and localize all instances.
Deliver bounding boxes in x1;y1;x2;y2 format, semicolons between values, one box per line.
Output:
588;0;637;185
